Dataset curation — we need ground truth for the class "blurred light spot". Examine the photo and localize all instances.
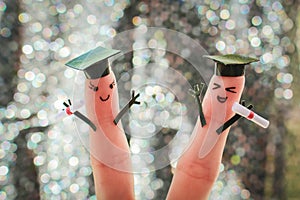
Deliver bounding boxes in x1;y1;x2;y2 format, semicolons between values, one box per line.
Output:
0;1;6;12
225;20;236;30
267;11;278;22
73;4;83;14
151;179;163;190
59;47;71;58
30;22;42;33
38;110;47;120
274;87;283;98
104;0;114;6
48;160;58;170
166;92;175;103
0;191;7;200
34;155;46;166
70;184;80;193
262;25;273;36
33;40;44;51
5;109;15;119
251;37;261;47
80;167;92;176
132;75;142;86
69;157;79;167
20;108;31;119
106;28;116;38
50;182;61;195
219;163;224;172
41;173;50;184
145;190;155;199
39;119;49;127
232;185;241;195
283;18;294;32
277;56;290;69
153;85;162;93
0;27;11;38
17;82;28;92
27;140;37;150
25;71;35;81
231;155;240;165
226;45;236;54
36;73;46;83
277;72;284;83
42;28;53;39
87;15;97;24
210;1;220;10
0;166;8;176
216;40;226;51
145;86;154;96
252;16;262;26
132;16;142;26
283;89;293;100
220;9;230;19
64;68;75;78
248;27;258;36
240;5;249;15
283;73;293;83
131;143;140;154
236;147;245;157
206;10;219;25
48;5;57;16
18;12;31;23
197;5;207;15
272;1;283;11
56;3;66;14
31;133;42;143
261;52;273;64
148;39;157;48
68;34;80;44
208;26;218;36
240;189;251;199
0;149;5;159
22;45;33;55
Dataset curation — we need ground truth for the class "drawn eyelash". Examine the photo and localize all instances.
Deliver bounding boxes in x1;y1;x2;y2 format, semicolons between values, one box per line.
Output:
89;82;98;92
109;81;115;89
225;87;237;93
212;83;221;90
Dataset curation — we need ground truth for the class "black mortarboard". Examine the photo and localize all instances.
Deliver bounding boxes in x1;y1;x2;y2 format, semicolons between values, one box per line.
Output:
65;46;121;79
204;54;259;77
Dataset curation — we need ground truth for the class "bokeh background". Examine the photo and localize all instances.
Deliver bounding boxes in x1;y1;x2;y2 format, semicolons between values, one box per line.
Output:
0;0;300;199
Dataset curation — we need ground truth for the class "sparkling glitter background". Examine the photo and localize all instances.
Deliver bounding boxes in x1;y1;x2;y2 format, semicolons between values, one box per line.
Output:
0;0;300;199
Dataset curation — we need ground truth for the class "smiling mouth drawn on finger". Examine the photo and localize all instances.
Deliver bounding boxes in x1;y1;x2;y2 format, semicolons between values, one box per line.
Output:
100;95;110;102
217;95;228;103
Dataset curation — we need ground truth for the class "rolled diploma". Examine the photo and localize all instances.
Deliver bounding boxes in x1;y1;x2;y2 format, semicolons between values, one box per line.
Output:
232;102;269;128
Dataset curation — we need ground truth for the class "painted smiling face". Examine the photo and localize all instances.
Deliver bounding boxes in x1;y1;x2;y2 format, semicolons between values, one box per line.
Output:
88;80;115;102
205;75;245;122
85;72;120;123
212;81;237;103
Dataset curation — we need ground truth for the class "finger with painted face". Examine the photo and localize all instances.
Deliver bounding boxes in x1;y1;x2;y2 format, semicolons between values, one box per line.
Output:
66;47;136;200
167;55;259;200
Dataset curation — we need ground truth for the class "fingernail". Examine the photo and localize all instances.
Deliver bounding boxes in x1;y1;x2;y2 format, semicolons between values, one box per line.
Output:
198;125;220;159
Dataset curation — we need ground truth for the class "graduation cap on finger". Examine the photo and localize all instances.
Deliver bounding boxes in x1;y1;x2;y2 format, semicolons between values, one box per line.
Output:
204;54;259;77
65;46;121;79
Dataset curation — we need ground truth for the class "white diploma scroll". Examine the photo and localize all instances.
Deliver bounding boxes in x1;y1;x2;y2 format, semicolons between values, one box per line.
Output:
232;102;269;128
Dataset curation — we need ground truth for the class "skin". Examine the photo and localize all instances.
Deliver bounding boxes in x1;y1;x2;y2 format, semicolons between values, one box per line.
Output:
166;75;245;200
85;72;134;200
